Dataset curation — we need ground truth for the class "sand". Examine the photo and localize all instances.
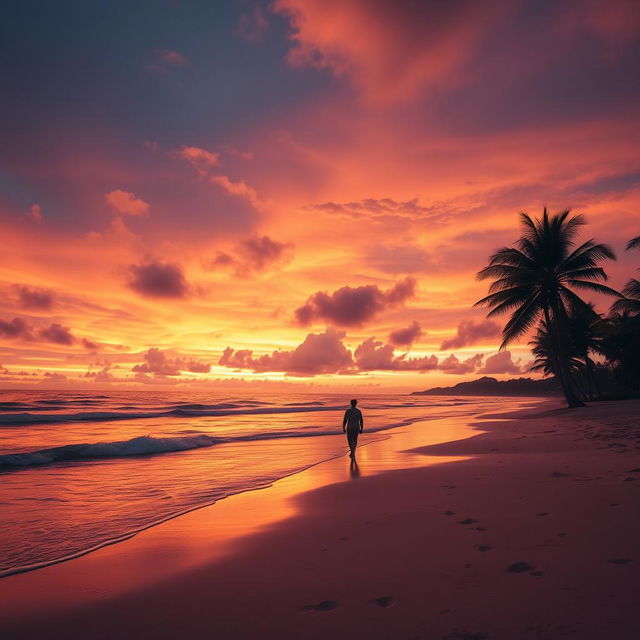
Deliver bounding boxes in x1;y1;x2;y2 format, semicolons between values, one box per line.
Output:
1;398;639;640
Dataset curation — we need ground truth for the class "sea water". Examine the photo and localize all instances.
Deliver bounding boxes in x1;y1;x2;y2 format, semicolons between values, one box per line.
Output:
0;390;514;577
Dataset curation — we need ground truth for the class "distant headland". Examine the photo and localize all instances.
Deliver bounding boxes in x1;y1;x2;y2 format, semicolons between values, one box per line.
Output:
411;376;561;397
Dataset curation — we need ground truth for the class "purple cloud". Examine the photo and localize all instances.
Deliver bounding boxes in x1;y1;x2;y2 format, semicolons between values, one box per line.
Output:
39;323;75;345
132;348;211;376
127;261;189;298
14;285;55;310
219;327;353;376
207;235;293;276
439;353;484;374
478;351;523;374
0;317;34;340
389;321;422;347
354;338;438;371
440;320;501;350
294;277;416;327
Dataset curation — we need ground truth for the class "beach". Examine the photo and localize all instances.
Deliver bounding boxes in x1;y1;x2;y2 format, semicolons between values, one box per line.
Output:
1;397;639;639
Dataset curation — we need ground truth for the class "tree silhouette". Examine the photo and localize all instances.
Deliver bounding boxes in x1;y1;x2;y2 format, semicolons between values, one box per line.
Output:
475;208;618;407
612;236;640;314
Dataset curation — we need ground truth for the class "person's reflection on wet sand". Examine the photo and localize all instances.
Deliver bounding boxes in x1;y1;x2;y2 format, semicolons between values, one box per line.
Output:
349;457;360;479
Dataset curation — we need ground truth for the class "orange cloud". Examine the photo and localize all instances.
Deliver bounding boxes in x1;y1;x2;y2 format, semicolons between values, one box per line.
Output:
273;0;506;104
179;146;221;175
210;175;261;208
105;190;149;216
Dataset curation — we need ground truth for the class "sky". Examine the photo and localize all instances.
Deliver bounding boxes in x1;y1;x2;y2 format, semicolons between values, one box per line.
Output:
0;0;639;391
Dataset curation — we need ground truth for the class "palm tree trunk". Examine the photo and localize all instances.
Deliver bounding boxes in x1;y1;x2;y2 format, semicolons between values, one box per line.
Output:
543;306;585;407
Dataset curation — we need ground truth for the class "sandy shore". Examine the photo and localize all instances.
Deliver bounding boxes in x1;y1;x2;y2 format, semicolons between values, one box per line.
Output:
2;398;640;640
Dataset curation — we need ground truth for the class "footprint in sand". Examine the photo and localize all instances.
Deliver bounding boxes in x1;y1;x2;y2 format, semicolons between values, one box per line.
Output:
537;512;549;516
443;510;456;516
300;600;339;612
551;471;571;478
608;558;631;565
458;518;479;525
368;596;395;608
474;545;492;552
507;562;534;573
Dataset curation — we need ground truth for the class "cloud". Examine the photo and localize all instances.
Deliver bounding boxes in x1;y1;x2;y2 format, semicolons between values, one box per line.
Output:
207;235;294;276
179;146;220;175
273;0;504;104
210;175;261;208
25;204;43;223
0;317;34;340
294;276;416;327
478;350;523;375
389;321;422;347
82;338;99;351
354;338;438;371
219;327;353;376
127;261;189;298
39;323;75;345
132;347;211;377
84;364;115;382
306;198;444;222
439;353;484;374
44;372;67;381
105;190;149;217
440;320;501;350
236;5;269;42
15;285;55;310
148;49;187;73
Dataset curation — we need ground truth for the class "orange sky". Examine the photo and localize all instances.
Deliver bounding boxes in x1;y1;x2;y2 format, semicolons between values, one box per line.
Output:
1;0;639;391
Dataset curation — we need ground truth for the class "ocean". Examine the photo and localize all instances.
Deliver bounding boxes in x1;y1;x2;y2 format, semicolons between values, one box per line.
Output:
0;390;527;578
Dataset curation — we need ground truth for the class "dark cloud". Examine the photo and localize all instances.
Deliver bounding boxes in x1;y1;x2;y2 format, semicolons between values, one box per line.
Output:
0;317;34;340
389;321;422;347
439;353;484;374
39;323;75;345
207;235;293;276
82;338;99;351
0;317;80;346
14;285;55;310
219;327;353;376
440;320;501;350
132;348;211;376
127;261;189;298
294;277;416;327
478;351;523;375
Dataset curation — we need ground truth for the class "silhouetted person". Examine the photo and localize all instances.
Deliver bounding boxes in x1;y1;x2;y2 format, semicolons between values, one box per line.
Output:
343;398;363;459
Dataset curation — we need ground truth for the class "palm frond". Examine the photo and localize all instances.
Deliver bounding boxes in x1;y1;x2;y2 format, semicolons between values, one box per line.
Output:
626;236;640;251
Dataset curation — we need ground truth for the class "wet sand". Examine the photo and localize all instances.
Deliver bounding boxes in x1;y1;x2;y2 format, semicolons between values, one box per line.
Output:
2;398;639;639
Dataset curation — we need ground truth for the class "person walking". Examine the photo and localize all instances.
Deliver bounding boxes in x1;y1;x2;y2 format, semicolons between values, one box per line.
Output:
343;398;363;459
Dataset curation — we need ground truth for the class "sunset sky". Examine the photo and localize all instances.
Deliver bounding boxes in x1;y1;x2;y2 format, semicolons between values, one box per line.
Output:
1;0;639;391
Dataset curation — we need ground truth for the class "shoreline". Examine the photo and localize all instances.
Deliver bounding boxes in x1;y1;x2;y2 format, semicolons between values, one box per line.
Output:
2;397;639;639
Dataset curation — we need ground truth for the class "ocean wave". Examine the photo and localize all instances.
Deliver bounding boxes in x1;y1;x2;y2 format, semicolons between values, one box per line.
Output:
0;418;413;471
0;403;348;427
0;434;222;470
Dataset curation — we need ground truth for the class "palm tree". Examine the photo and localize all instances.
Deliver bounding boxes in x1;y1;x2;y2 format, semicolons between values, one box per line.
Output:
475;208;618;407
612;236;640;314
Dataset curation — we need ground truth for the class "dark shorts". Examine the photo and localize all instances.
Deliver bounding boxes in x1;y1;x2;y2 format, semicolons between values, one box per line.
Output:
346;429;359;448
